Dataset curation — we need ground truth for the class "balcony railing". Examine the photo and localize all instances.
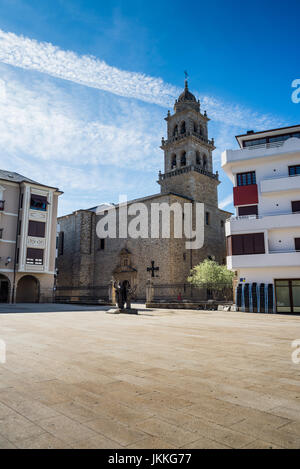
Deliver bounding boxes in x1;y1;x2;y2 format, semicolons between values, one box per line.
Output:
161;132;214;147
227;210;300;223
159;165;219;181
244;141;285;151
0;200;5;211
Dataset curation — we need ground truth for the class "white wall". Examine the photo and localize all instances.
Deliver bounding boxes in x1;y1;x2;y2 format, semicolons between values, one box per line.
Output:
268;227;300;252
235;266;300;284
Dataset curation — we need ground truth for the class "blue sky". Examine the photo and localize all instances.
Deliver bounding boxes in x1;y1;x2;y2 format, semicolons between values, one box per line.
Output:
0;0;299;215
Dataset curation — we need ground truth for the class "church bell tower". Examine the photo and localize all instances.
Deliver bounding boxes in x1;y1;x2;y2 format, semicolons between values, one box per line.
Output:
158;79;219;205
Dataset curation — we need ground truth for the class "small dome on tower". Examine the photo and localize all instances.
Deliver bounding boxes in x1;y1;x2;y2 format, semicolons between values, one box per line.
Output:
174;80;200;113
177;80;197;103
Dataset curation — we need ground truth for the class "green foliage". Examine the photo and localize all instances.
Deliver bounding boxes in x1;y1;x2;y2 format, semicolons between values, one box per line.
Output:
188;259;234;290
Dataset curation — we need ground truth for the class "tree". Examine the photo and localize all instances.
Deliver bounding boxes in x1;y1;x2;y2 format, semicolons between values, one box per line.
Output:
188;259;234;300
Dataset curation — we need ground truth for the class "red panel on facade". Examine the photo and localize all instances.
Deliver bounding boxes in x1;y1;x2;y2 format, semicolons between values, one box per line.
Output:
233;185;258;206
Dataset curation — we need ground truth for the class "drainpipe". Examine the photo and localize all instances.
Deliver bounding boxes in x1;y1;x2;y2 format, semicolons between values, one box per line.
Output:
11;184;22;303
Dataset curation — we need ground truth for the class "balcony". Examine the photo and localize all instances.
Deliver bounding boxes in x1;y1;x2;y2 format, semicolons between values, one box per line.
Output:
261;174;300;194
226;211;300;236
161;132;215;148
0;200;5;211
227;250;300;269
158;165;218;182
222;137;300;173
233;184;258;206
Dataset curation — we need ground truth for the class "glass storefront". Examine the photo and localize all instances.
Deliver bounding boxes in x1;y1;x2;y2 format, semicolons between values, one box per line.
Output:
275;279;300;313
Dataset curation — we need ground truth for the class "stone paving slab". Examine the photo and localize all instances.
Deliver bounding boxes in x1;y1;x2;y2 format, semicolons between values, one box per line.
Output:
0;304;299;448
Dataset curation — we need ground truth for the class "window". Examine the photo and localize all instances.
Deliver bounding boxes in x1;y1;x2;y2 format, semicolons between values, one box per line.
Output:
30;194;48;211
173;125;178;136
289;165;300;176
292;201;300;213
237;171;256;186
58;231;64;256
0;228;3;239
0;200;4;211
238;205;258;216
244;138;267;147
295;238;300;251
206;212;210;225
28;221;46;238
275;279;300;313
180;121;186;134
98;238;105;250
180;152;186;167
196;152;201;165
243;132;300;148
26;248;43;265
203;155;207;169
193;122;197;132
171;154;177;169
227;233;265;256
220;220;224;228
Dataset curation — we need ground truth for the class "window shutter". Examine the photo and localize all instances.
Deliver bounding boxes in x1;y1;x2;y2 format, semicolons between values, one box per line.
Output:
243;234;255;254
238;205;258;216
28;221;46;238
232;235;244;255
26;248;44;265
253;233;265;254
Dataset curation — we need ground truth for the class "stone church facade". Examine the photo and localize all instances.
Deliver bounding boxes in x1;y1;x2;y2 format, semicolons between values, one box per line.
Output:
56;82;231;302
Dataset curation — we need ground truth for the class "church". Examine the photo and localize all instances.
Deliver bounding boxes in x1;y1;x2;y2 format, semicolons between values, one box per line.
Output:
56;81;231;302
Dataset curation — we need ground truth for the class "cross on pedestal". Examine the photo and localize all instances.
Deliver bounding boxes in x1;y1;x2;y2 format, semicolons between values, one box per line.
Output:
147;260;159;278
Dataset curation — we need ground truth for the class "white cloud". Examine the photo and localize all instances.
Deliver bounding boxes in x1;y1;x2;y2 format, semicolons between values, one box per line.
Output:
0;28;283;129
0;68;163;172
219;194;233;210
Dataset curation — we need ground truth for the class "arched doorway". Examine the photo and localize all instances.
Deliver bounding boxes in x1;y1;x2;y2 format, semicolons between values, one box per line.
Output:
16;276;40;303
0;275;10;303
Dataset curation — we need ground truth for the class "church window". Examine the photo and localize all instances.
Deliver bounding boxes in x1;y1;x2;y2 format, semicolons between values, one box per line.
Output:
199;125;204;136
171;154;177;169
203;154;207;169
181;152;186;167
173;125;178;136
193;122;198;133
180;121;186;134
206;212;210;225
196;151;201;165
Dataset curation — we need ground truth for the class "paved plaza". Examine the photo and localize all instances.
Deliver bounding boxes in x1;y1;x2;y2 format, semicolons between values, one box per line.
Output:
0;303;300;449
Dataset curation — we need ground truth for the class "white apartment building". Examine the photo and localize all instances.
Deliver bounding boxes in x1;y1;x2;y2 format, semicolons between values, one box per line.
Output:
0;170;62;303
222;125;300;314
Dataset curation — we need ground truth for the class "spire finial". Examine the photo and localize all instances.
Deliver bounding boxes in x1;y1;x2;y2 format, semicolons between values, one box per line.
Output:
184;70;189;89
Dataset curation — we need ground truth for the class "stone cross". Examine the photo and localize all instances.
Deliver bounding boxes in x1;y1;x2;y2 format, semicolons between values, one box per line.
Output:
147;260;159;278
